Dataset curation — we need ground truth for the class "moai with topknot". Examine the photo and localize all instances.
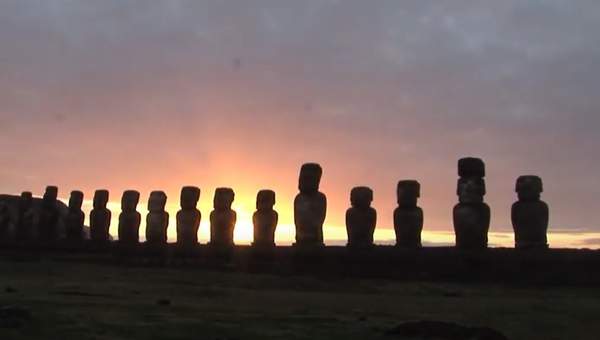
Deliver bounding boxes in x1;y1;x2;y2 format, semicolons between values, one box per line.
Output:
294;163;327;246
38;186;60;242
176;186;201;246
512;175;549;249
146;191;169;245
345;187;377;248
0;202;9;242
210;188;236;247
16;192;35;242
118;190;141;244
394;180;423;247
252;190;278;247
453;158;490;249
90;190;111;242
65;191;85;241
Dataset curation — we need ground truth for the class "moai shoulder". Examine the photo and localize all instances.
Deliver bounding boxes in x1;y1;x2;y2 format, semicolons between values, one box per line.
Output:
394;180;423;247
346;186;376;248
0;202;10;242
294;163;327;246
146;191;169;244
176;186;201;246
118;190;141;244
253;190;278;247
39;186;60;242
512;176;549;249
210;188;236;247
65;190;85;241
90;190;111;242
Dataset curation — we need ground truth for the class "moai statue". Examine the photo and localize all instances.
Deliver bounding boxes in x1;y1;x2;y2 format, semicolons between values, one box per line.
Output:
65;191;85;241
453;158;490;249
38;186;60;242
146;191;169;245
512;176;549;249
209;188;236;247
394;180;423;247
345;187;376;248
176;186;201;246
294;163;327;246
90;190;111;242
252;190;278;247
16;192;35;242
118;190;141;244
0;202;10;242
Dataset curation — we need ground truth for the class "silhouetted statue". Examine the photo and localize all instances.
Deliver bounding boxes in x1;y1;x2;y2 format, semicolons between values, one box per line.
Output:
345;187;376;248
512;175;549;249
16;192;35;242
453;158;490;249
394;180;423;247
65;190;85;241
90;190;111;242
252;190;278;247
176;186;201;246
118;190;141;244
38;186;60;242
146;191;169;245
210;188;236;247
294;163;327;246
0;202;9;242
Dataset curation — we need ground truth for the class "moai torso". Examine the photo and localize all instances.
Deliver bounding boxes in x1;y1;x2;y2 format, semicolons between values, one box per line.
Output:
253;190;278;247
16;192;35;242
394;180;423;247
0;203;10;241
118;190;141;244
453;158;490;249
346;187;376;248
176;186;201;246
65;191;85;241
512;176;549;249
146;191;169;244
294;163;327;246
38;186;60;242
210;188;236;247
90;190;111;242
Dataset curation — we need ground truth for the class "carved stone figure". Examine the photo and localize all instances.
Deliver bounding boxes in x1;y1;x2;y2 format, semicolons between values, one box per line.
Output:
345;187;376;248
38;186;60;242
512;175;549;249
65;191;85;241
210;188;236;247
453;159;490;249
294;163;327;246
118;190;141;244
394;180;423;247
0;202;9;242
252;190;278;247
16;192;35;242
90;190;111;242
176;186;201;246
146;191;169;244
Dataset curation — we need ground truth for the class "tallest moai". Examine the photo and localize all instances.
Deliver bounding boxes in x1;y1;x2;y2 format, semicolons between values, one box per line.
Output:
294;163;327;246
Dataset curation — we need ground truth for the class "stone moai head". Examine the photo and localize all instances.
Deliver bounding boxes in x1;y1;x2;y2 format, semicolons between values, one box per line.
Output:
43;186;58;204
20;192;33;209
516;175;543;201
298;163;322;193
214;188;235;210
180;186;200;210
350;186;373;209
256;190;276;210
397;180;420;207
148;191;167;212
69;191;84;210
93;190;109;209
458;157;486;178
457;177;486;204
121;190;140;212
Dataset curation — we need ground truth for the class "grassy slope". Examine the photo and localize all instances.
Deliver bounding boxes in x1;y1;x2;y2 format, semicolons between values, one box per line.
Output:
1;260;598;340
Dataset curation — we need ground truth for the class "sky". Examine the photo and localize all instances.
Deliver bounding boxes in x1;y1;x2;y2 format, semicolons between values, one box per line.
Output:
1;1;600;246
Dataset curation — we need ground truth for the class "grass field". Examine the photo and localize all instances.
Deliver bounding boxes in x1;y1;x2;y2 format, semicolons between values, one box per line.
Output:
1;259;598;340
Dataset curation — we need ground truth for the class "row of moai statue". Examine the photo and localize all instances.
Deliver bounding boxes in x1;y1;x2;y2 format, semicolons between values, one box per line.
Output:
0;159;549;249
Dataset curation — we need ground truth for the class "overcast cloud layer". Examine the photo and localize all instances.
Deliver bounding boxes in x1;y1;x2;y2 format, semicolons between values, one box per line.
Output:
1;1;600;232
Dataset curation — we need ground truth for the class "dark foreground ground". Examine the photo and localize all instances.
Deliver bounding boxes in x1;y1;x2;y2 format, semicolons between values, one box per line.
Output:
1;258;599;340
